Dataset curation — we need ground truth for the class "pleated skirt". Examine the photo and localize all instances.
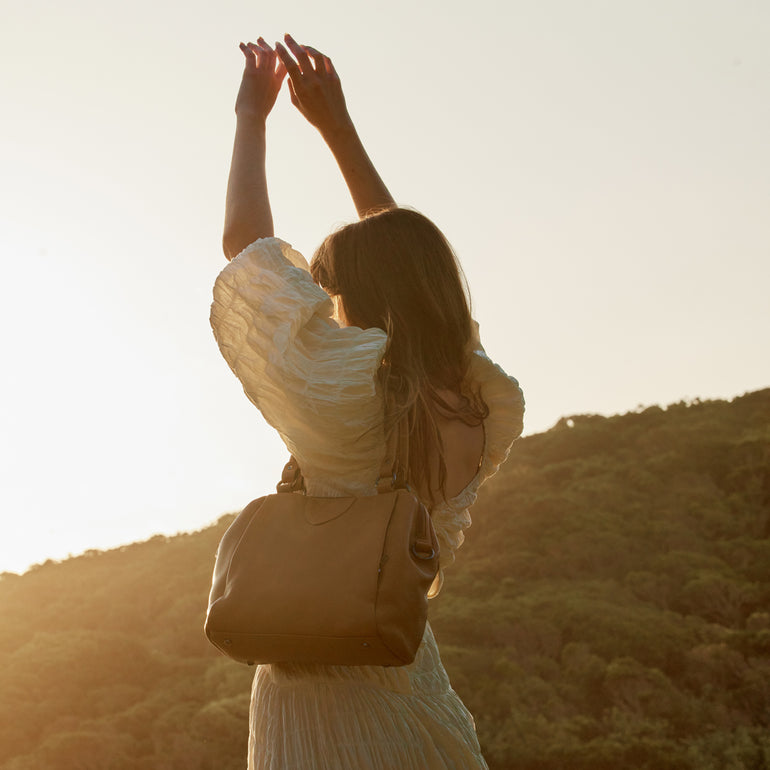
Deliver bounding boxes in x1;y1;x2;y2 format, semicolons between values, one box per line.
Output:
248;623;489;770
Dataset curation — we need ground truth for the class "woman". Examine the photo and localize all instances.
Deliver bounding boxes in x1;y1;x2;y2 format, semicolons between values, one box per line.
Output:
211;34;524;770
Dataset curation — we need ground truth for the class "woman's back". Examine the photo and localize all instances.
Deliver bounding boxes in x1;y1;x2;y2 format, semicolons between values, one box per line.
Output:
420;391;485;502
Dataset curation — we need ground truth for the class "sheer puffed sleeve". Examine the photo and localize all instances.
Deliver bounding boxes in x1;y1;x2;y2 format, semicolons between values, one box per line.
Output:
210;238;389;496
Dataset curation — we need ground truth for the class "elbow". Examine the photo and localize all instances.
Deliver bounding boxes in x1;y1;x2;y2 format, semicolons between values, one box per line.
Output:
222;231;244;262
222;237;236;262
223;226;271;261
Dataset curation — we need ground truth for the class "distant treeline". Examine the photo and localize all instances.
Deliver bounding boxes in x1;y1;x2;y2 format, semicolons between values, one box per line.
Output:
1;389;768;769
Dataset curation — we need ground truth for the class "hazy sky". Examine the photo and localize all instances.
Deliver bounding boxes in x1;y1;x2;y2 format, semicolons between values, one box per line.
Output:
1;0;768;574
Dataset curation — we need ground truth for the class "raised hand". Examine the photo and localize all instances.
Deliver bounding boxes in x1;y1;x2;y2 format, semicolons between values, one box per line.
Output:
223;38;286;257
235;38;287;122
275;34;353;139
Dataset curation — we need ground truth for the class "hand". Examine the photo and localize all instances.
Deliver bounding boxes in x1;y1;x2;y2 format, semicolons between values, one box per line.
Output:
235;38;286;122
275;34;353;138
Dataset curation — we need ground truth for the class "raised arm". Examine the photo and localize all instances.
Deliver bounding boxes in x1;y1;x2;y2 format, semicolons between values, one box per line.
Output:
222;40;286;261
276;35;395;218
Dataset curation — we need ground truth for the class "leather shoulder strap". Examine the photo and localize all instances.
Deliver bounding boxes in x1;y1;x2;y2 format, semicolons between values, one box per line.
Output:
377;418;409;493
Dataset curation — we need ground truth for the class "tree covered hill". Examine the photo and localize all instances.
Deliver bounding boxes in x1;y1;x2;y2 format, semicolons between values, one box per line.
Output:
1;390;768;769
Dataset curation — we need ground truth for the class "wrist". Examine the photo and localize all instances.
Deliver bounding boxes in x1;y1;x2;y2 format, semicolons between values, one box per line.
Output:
322;118;359;153
235;111;269;134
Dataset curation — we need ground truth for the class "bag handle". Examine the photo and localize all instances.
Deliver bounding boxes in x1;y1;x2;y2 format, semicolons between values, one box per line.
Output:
276;458;305;494
277;419;409;495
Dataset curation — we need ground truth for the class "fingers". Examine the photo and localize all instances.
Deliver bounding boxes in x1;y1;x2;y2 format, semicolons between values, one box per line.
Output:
283;33;313;74
254;37;286;79
275;43;302;81
303;46;337;78
276;35;336;78
247;39;273;70
287;79;299;108
243;33;332;105
239;41;257;70
240;39;286;83
324;56;339;79
253;37;272;61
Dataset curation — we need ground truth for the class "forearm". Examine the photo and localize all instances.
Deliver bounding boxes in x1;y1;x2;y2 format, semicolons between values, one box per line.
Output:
274;37;395;219
222;120;273;260
323;122;395;219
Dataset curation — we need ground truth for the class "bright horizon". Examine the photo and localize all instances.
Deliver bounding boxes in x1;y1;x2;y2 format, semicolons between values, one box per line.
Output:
1;0;768;575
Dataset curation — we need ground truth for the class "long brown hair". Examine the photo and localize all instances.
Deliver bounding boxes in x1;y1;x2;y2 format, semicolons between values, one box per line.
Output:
311;208;488;501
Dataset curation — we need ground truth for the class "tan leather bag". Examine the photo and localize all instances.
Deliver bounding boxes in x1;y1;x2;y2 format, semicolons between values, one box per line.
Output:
205;453;440;667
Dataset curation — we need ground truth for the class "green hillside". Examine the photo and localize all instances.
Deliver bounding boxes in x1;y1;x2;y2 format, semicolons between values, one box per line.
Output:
1;390;769;769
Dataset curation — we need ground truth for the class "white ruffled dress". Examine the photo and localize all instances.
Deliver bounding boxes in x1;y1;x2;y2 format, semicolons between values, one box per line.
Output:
211;237;524;770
